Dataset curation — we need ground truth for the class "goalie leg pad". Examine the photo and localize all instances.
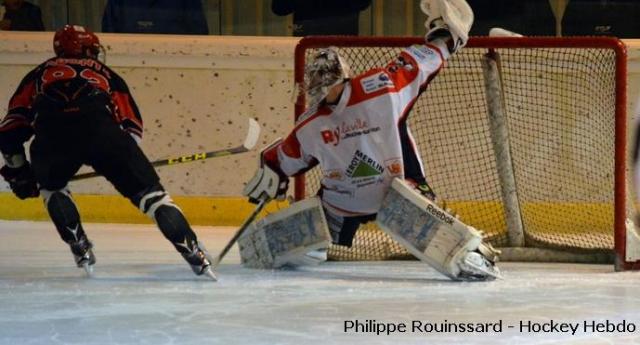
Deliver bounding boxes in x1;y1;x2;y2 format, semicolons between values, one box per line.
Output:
376;178;500;280
238;197;331;269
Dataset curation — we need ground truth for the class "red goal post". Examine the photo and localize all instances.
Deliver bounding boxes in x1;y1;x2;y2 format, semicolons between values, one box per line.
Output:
293;36;635;270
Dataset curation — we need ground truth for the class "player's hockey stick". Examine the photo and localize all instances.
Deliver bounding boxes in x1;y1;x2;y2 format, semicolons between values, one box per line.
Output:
211;196;268;269
70;118;261;181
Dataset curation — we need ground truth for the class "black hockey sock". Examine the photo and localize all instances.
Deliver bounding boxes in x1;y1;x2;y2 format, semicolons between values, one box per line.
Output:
153;204;198;254
337;214;377;247
134;185;199;254
44;190;87;244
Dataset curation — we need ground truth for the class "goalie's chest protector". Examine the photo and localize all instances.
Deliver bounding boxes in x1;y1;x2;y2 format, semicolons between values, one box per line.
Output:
296;73;413;215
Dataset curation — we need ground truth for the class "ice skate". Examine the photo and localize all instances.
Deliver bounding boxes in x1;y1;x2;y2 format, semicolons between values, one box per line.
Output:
458;249;502;281
69;237;96;277
282;248;328;267
305;247;328;263
181;241;217;281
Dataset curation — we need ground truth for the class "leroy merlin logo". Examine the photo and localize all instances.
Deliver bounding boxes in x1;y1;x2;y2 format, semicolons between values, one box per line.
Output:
346;150;384;178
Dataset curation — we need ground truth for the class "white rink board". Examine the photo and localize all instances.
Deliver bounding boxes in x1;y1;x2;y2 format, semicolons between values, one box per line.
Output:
1;33;640;199
1;221;640;345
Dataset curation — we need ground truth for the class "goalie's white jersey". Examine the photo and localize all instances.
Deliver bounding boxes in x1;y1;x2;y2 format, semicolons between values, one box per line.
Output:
266;42;450;216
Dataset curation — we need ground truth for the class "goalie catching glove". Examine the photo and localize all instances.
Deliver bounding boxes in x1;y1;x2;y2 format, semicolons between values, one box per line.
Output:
243;139;289;203
420;0;474;54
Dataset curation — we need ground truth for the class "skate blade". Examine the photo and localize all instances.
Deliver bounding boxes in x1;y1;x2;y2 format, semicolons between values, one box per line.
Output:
202;268;218;282
82;263;94;278
283;253;327;267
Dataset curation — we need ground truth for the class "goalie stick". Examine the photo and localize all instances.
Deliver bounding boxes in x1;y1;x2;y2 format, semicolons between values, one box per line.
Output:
212;196;268;269
70;118;261;181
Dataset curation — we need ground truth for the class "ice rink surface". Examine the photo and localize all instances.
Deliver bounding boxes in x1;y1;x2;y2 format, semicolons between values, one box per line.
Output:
1;220;640;345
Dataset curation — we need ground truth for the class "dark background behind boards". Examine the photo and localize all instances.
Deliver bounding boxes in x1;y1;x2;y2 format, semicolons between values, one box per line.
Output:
470;0;555;36
562;0;640;37
470;0;640;38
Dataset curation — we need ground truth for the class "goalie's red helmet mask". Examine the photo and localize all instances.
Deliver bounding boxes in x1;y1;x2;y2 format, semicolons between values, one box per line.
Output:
53;25;102;59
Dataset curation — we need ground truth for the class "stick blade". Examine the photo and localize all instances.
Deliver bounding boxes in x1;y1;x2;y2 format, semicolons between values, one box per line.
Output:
243;118;261;150
489;27;523;37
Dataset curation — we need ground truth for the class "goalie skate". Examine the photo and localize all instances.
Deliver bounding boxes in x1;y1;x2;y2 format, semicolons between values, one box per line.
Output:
458;251;502;281
285;248;328;267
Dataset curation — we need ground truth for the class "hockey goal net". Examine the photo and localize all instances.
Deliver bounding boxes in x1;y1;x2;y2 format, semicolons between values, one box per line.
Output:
293;36;637;270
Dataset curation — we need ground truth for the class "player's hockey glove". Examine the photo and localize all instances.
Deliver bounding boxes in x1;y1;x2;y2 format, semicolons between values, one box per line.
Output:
0;162;39;199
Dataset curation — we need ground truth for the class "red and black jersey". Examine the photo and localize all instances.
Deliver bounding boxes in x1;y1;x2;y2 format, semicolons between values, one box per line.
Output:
0;56;143;150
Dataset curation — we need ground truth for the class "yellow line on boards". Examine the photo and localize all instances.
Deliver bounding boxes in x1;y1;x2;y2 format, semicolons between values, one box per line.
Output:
0;193;288;226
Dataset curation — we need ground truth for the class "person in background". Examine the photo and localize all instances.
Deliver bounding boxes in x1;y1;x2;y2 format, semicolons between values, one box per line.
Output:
562;0;640;38
0;0;44;31
102;0;208;35
468;0;555;36
272;0;371;36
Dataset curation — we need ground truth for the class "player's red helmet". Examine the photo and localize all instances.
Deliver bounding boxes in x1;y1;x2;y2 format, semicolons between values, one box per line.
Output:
53;25;101;59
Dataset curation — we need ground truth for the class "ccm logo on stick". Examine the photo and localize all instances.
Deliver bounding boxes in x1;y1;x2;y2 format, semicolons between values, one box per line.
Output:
168;153;209;165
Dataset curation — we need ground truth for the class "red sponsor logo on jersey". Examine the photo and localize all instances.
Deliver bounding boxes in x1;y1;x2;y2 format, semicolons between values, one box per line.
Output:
321;130;336;144
324;170;344;181
386;161;402;175
321;118;378;146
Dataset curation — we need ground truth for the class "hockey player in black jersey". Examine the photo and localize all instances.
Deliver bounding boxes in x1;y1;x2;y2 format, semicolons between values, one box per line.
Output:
0;25;216;280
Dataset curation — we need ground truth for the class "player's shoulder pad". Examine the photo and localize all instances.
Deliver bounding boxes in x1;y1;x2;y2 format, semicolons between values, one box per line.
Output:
101;63;121;80
13;61;48;94
32;58;56;75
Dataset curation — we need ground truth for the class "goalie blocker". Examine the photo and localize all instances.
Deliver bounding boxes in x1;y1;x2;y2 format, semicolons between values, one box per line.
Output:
376;179;501;281
238;197;332;269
